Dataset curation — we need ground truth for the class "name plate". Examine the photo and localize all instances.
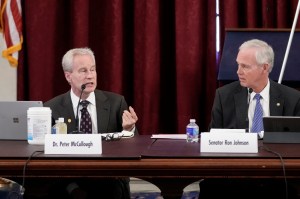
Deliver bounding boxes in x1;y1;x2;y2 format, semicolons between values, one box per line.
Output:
200;132;258;153
44;134;102;154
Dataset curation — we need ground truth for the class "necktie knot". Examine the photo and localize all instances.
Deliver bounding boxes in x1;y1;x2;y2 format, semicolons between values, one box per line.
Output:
254;93;261;101
80;100;90;108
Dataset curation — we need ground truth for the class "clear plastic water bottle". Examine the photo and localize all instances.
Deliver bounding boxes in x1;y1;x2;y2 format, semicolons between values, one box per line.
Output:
186;119;199;142
56;117;67;134
51;120;58;134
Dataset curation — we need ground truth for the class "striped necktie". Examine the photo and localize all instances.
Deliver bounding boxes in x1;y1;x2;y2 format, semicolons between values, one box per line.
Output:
251;94;264;133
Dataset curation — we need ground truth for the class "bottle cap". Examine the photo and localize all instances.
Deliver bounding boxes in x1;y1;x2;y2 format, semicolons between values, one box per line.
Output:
58;117;64;122
190;119;196;123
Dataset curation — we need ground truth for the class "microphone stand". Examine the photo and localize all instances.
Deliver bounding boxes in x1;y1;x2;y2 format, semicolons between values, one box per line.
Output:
278;0;300;84
245;88;253;132
70;84;87;134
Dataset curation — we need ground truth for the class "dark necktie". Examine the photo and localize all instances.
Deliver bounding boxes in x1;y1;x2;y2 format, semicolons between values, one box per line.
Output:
251;94;264;133
80;100;92;134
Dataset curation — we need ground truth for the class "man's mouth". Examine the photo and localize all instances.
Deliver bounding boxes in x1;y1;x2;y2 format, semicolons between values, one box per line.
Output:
84;82;93;86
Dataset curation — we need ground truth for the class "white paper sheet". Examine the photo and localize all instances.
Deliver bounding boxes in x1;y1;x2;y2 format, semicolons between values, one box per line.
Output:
151;134;187;139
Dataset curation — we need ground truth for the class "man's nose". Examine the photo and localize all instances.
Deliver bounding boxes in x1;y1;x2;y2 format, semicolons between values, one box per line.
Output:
237;66;243;75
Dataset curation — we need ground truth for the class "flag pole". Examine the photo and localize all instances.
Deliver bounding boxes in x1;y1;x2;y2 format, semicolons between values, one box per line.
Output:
278;0;300;84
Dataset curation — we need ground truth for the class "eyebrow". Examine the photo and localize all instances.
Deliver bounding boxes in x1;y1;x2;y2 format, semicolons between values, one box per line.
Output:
79;65;96;69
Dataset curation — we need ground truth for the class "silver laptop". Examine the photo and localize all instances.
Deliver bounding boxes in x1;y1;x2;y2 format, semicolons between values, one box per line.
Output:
0;101;43;140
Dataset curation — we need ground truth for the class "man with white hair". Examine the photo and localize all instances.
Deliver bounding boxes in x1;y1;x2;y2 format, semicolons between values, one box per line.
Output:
201;39;300;199
45;47;138;199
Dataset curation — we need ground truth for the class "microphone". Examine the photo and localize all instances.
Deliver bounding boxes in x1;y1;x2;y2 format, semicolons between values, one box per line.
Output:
245;88;253;132
71;83;88;134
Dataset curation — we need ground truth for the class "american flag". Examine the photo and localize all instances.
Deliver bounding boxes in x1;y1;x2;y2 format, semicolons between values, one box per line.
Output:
0;0;22;67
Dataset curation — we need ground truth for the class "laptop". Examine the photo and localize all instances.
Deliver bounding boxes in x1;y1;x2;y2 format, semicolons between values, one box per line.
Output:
0;101;43;140
263;116;300;143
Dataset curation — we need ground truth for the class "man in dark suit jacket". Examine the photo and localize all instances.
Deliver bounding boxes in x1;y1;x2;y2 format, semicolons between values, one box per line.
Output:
44;47;138;199
211;80;300;130
211;39;300;131
200;39;300;199
45;89;132;134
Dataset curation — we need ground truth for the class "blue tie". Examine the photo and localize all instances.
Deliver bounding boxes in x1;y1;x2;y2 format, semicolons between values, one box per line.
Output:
251;94;264;133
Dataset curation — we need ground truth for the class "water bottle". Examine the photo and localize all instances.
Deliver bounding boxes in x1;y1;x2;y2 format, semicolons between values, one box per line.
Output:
51;120;58;134
56;117;67;134
186;119;199;142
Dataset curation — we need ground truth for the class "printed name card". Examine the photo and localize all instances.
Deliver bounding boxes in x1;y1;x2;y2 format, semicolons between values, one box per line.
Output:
44;134;102;154
200;132;258;153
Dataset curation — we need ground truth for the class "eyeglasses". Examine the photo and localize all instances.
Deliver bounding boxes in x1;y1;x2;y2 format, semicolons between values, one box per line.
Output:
103;133;122;141
101;131;134;141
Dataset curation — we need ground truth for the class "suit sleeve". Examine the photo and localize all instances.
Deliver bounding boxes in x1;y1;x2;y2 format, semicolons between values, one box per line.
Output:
119;96;139;134
210;89;223;129
294;97;300;116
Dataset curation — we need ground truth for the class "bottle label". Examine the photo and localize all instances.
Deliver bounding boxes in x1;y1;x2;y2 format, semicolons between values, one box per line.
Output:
27;117;50;141
51;124;56;134
186;127;199;136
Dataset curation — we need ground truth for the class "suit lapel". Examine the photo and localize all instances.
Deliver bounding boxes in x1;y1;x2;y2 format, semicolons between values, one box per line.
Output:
62;92;77;131
95;90;110;133
234;86;248;129
269;81;284;116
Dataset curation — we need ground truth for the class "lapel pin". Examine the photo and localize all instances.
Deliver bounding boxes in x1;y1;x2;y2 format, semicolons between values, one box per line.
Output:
68;119;72;123
276;103;280;107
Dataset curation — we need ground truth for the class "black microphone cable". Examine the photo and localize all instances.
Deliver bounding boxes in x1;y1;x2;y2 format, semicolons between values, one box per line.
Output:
260;145;288;199
245;88;253;132
22;150;44;196
72;84;87;134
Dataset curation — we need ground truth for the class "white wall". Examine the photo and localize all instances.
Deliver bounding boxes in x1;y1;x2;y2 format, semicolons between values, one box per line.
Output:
0;33;17;101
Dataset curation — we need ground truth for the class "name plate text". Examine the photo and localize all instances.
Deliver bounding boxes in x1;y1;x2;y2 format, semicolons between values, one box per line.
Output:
44;134;102;154
200;132;258;153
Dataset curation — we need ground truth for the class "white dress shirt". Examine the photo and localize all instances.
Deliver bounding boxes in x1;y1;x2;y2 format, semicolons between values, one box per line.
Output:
248;79;270;132
69;89;135;135
70;89;98;134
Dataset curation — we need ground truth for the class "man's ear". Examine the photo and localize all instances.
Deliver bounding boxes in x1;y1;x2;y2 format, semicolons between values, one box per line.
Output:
263;63;270;72
65;71;71;83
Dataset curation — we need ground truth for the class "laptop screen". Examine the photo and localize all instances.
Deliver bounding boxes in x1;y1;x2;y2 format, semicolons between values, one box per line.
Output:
0;101;43;140
263;116;300;132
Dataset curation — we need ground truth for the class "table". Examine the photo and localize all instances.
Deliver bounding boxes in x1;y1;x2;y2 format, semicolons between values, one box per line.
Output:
1;135;300;198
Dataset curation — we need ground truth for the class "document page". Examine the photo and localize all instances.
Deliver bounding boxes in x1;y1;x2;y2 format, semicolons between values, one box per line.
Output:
151;134;187;139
